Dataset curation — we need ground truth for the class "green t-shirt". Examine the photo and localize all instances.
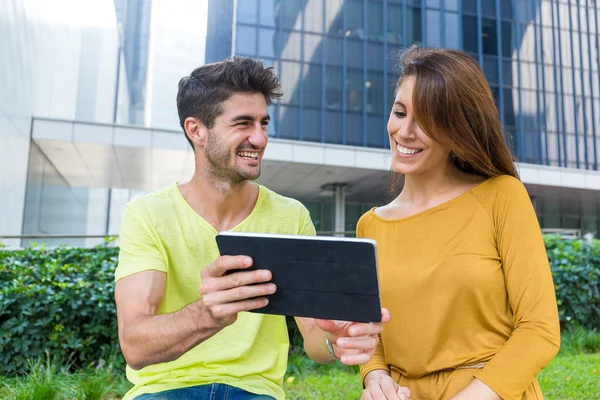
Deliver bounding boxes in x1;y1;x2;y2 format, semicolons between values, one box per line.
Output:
115;183;316;400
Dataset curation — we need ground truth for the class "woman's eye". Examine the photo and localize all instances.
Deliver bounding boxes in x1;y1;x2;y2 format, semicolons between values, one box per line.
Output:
394;111;406;118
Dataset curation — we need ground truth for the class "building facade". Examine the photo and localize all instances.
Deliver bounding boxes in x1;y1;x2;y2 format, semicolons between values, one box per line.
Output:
206;0;600;235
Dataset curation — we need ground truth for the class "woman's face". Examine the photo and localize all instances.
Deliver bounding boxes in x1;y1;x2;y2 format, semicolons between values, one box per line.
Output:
387;76;451;176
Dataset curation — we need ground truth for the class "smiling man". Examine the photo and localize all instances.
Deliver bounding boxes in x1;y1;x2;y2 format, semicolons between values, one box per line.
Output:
114;57;389;400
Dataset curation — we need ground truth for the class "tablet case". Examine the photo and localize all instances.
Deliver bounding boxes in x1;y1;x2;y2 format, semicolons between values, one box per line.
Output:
215;232;381;323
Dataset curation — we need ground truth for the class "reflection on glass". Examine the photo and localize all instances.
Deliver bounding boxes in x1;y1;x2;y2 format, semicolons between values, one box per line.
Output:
367;71;384;114
387;4;403;44
407;8;422;44
325;110;343;143
278;105;299;139
367;43;384;71
463;0;476;14
427;10;441;47
347;40;364;68
280;62;301;105
504;88;516;127
303;108;321;142
259;0;277;27
367;115;385;148
304;34;323;64
326;0;344;36
347;112;363;145
258;29;276;58
326;37;343;66
502;22;513;58
462;15;478;53
483;56;498;85
482;0;496;18
482;19;498;56
445;12;460;49
303;64;323;108
347;0;364;39
282;0;303;30
305;0;323;33
280;31;302;60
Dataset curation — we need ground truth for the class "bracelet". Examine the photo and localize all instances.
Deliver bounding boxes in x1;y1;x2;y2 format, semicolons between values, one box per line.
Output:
325;337;339;361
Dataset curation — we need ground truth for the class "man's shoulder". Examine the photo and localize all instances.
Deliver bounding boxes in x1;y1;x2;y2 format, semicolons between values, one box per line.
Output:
258;185;308;215
126;185;178;211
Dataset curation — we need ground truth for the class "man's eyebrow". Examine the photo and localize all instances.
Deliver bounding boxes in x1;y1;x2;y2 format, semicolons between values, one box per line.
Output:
230;114;271;122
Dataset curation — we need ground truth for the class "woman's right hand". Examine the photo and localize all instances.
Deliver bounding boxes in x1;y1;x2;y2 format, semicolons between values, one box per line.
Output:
361;370;411;400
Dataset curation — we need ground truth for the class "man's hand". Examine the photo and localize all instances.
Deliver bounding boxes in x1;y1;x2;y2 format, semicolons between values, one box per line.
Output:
314;308;391;365
362;370;411;400
449;378;501;400
198;255;276;329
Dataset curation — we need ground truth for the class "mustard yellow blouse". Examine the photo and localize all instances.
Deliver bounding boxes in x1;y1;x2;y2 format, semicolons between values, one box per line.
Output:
358;175;560;400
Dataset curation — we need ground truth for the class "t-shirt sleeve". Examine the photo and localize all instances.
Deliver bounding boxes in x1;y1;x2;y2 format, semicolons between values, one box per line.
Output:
115;202;167;282
473;176;561;400
298;205;317;237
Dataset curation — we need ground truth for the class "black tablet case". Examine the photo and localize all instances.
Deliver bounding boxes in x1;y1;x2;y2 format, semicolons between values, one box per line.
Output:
215;233;381;323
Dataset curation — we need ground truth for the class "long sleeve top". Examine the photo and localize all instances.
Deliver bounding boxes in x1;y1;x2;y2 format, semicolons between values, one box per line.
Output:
358;175;560;400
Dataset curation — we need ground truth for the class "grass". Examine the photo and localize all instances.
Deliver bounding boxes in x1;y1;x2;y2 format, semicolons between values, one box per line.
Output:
1;328;598;400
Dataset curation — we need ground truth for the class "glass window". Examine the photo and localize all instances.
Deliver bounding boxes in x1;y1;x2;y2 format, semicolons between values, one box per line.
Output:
501;0;513;20
347;69;364;112
367;71;384;114
502;22;513;58
326;67;343;109
407;7;422;44
503;60;514;87
236;25;257;55
444;12;460;49
482;0;496;18
303;202;322;231
280;31;302;60
345;205;363;232
347;0;364;39
426;10;441;47
445;0;459;12
325;110;343;143
368;1;384;41
504;88;516;126
347;40;364;68
462;16;478;53
388;73;399;108
237;0;258;24
367;43;384;71
387;4;403;45
304;34;323;63
346;112;363;146
278;106;299;139
303;108;322;142
258;29;276;58
267;104;277;137
367;115;385;148
484;56;499;85
259;0;277;27
303;64;323;108
305;0;323;33
280;62;302;104
326;0;345;36
463;0;477;14
426;0;440;7
482;19;498;56
387;45;403;72
282;0;303;30
326;37;344;67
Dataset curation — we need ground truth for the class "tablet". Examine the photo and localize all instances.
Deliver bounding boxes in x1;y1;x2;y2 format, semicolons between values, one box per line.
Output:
215;231;381;323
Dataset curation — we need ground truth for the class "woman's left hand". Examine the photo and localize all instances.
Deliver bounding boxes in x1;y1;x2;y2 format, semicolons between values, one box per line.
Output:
315;308;390;365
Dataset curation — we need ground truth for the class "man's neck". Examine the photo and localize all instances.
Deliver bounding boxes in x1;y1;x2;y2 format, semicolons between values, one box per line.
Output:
178;173;259;232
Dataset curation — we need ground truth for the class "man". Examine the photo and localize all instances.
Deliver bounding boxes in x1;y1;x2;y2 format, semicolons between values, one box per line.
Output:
114;57;389;400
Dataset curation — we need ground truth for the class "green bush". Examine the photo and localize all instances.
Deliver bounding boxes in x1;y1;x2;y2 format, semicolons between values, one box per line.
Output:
0;243;120;375
1;235;599;376
544;235;600;330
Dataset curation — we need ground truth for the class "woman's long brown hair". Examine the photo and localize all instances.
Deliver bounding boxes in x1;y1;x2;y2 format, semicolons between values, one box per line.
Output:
392;45;519;184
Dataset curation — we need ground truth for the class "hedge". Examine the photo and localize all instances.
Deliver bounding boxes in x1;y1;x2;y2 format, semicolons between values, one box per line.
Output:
1;235;599;376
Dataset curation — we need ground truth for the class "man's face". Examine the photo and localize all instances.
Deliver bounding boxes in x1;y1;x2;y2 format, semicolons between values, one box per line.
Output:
204;92;270;184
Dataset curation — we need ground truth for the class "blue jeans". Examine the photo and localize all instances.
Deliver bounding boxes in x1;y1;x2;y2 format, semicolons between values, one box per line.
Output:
134;383;276;400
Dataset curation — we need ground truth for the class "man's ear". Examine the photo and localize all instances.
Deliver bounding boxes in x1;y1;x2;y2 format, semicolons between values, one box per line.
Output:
184;117;209;148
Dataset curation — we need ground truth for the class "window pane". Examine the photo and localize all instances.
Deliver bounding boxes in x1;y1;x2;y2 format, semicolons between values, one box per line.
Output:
278;106;299;139
326;37;344;66
463;0;477;14
326;0;345;36
484;56;499;85
259;0;277;27
305;0;323;33
503;60;514;87
367;71;384;114
282;0;303;30
304;64;323;108
426;0;440;7
258;29;276;58
236;26;256;55
347;0;364;38
346;112;363;145
347;39;364;68
326;67;343;109
304;34;323;63
482;19;498;56
502;22;513;58
426;10;441;47
504;88;516;126
445;12;460;49
325;110;343;143
347;69;364;112
280;31;302;60
445;0;459;12
280;62;302;104
463;16;478;53
482;0;496;18
501;0;513;20
407;7;422;44
237;0;257;24
387;4;403;45
368;1;384;41
367;115;385;147
303;108;322;142
367;43;384;71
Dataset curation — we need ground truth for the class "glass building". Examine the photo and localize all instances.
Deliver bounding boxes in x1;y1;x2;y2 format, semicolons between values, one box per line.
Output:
206;0;600;235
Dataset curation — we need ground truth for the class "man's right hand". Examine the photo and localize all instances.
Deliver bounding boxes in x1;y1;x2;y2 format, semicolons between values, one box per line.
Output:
198;255;276;329
361;370;411;400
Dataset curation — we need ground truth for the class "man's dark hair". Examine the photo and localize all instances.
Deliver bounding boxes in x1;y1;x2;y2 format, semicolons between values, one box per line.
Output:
176;57;283;149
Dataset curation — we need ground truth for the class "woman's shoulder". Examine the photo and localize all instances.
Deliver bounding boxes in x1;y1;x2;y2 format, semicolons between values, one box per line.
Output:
470;174;531;210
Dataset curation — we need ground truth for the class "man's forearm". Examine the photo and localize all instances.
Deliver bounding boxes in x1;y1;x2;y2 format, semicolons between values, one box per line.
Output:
120;300;220;370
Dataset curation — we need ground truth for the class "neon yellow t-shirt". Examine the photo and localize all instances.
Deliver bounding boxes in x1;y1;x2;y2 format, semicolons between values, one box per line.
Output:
115;183;316;400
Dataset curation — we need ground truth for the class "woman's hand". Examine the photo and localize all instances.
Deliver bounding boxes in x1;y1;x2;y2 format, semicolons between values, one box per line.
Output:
361;370;411;400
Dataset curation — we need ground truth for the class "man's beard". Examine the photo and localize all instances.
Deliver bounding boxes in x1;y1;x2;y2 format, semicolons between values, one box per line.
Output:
204;130;261;186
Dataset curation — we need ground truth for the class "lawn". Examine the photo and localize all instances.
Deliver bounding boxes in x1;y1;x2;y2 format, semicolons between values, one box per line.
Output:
1;329;598;400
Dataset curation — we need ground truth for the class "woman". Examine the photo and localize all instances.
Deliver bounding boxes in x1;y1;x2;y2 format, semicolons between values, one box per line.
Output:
358;46;560;400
